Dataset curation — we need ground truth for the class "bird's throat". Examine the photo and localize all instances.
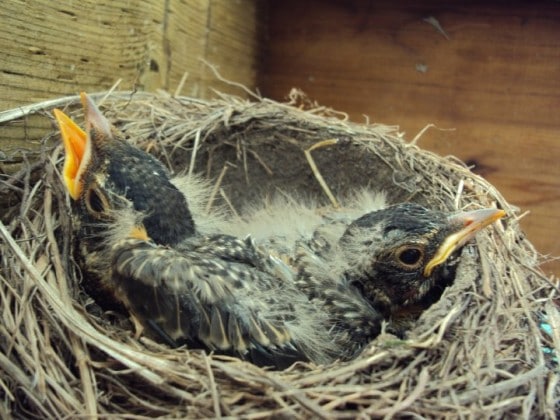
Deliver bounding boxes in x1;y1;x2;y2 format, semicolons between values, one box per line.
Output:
53;108;88;200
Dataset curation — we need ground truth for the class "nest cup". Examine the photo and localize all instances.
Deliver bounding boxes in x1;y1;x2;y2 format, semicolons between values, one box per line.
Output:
1;90;558;418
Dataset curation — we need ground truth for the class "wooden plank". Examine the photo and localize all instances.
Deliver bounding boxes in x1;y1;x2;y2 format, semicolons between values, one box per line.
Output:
261;0;560;276
202;1;262;96
172;0;262;97
0;0;260;110
0;0;261;173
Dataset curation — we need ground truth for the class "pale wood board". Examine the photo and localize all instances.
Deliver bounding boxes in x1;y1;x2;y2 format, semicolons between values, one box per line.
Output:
0;0;261;107
0;0;261;144
261;0;560;276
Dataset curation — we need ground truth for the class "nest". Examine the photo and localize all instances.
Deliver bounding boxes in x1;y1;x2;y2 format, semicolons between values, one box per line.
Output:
1;90;558;418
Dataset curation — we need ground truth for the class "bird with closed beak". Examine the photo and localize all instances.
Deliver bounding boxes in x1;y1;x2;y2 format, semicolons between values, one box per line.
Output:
53;93;505;368
225;192;505;347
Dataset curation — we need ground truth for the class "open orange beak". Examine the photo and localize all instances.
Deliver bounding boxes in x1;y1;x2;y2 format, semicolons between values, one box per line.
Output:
54;92;109;200
423;207;506;276
53;107;87;200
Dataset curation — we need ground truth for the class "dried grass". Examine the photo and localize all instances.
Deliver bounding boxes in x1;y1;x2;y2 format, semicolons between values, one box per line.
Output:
0;90;558;418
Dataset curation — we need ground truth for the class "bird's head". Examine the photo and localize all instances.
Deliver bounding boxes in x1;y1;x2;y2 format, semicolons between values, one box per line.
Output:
340;203;505;308
53;93;195;246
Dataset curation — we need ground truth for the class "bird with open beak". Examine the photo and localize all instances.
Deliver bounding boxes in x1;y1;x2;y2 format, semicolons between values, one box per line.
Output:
53;93;505;367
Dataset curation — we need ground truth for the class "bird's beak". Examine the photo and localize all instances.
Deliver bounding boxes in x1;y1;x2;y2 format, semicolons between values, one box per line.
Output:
80;92;113;143
53;107;87;200
423;208;506;276
54;92;111;200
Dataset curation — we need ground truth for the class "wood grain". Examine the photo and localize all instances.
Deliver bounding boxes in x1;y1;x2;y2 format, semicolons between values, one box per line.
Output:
261;0;560;276
0;0;260;109
0;0;262;172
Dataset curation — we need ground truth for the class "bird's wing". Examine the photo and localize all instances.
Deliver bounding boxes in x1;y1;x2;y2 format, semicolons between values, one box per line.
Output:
110;237;332;367
293;241;385;356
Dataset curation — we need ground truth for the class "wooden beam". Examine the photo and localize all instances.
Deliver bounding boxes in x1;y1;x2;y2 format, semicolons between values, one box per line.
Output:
0;0;262;174
0;0;261;109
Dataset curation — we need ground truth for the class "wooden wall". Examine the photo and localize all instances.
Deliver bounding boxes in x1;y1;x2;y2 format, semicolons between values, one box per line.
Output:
0;0;262;150
261;0;560;277
2;0;559;276
1;0;261;108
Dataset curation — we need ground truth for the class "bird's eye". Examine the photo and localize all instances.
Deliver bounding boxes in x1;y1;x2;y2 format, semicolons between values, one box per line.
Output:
85;185;110;216
395;246;424;268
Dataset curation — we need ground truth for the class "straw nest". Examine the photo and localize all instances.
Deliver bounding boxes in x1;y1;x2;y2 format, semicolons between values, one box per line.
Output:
1;89;558;418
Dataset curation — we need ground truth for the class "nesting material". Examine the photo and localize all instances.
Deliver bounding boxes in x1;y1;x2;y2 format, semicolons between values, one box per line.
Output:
0;90;558;418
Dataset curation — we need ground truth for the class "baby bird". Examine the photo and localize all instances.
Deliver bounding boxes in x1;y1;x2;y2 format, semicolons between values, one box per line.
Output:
54;93;334;368
226;194;505;352
53;93;505;368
